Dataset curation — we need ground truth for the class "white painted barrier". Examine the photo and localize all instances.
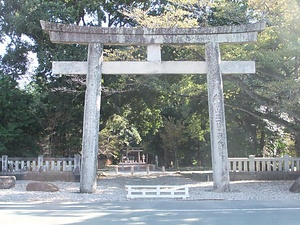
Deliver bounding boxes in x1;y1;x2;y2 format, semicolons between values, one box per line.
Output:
125;185;189;199
1;155;81;173
229;154;300;172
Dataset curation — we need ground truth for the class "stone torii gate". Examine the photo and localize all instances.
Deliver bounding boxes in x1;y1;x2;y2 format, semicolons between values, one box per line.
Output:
41;21;265;193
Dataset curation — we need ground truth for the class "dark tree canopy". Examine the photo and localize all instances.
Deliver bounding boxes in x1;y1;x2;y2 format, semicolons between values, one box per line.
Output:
1;0;300;167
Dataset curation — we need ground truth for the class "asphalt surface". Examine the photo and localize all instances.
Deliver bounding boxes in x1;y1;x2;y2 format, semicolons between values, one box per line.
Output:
1;200;300;225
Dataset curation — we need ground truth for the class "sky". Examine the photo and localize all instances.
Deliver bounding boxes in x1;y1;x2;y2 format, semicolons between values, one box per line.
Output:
0;38;8;56
0;36;38;88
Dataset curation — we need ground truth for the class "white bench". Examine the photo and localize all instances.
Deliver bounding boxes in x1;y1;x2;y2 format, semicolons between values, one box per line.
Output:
125;185;189;199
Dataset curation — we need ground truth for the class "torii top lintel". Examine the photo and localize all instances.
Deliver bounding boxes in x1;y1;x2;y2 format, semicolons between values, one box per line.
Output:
40;20;265;45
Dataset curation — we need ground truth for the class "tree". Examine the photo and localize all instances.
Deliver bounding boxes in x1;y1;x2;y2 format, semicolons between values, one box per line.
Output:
226;0;300;155
99;114;141;159
0;75;41;156
160;117;187;169
35;76;85;156
2;0;299;166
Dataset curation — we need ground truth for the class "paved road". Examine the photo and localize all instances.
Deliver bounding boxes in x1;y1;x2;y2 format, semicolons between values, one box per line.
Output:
1;200;300;225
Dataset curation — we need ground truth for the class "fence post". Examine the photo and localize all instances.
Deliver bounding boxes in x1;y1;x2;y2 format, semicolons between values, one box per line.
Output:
249;155;255;172
162;166;165;173
26;160;30;171
57;161;61;171
15;159;19;171
284;154;290;172
74;154;81;174
63;161;67;171
2;155;8;172
131;166;134;174
38;155;44;172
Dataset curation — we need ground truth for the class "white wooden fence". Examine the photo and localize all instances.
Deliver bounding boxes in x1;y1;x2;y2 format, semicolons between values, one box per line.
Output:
229;155;300;172
126;185;189;199
2;154;299;174
0;155;81;173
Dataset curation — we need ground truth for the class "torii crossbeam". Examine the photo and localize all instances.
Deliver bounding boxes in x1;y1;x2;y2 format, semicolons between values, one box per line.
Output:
41;21;265;193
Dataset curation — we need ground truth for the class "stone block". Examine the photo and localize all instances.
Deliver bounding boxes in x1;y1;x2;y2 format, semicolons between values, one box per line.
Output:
26;182;59;192
289;177;300;193
0;176;16;189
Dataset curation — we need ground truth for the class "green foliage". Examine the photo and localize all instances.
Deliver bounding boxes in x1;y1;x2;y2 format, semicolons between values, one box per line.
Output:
0;75;41;156
208;0;253;26
2;0;300;165
99;114;141;158
228;0;300;155
34;75;85;156
160;117;187;168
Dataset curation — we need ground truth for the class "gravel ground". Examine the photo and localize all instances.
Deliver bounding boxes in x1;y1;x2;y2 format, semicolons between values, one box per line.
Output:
1;172;300;202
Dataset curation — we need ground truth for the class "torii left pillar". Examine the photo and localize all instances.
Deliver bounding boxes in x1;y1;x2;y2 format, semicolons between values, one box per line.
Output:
80;43;102;193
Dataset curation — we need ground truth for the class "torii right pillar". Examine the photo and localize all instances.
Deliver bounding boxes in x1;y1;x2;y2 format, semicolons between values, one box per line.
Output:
206;42;230;191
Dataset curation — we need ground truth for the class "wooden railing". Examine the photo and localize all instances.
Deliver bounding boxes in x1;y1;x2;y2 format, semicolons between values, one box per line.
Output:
0;155;81;173
2;154;299;174
229;155;300;172
125;185;189;199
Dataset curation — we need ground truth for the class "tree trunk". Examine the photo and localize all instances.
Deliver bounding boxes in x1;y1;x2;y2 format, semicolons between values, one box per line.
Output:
259;126;266;156
173;148;179;170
